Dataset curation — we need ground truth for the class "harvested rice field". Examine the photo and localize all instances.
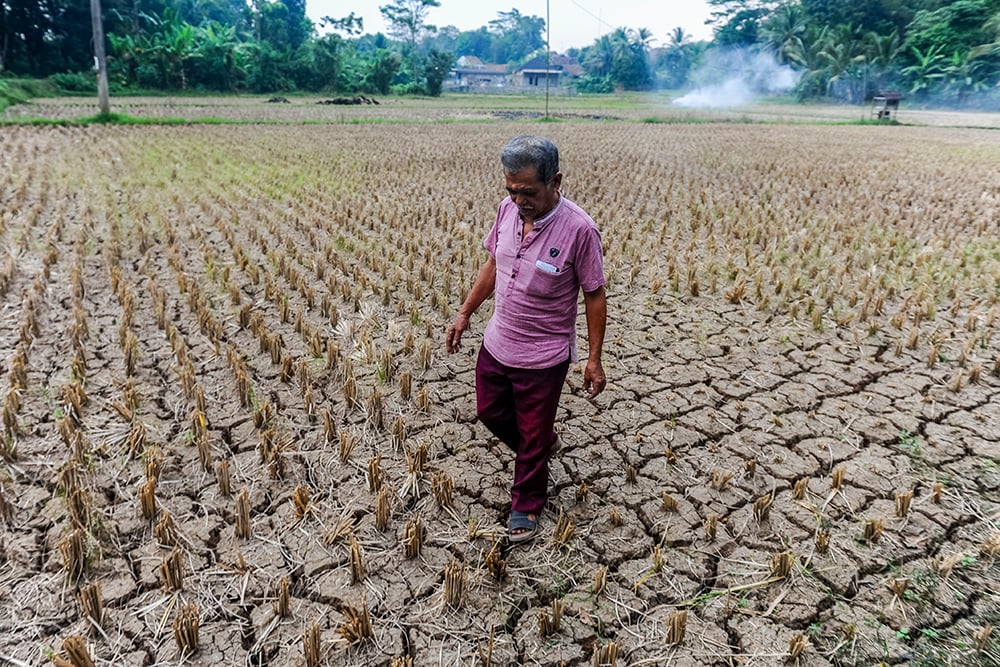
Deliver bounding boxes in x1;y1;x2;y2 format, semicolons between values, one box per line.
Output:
7;93;1000;127
1;103;999;666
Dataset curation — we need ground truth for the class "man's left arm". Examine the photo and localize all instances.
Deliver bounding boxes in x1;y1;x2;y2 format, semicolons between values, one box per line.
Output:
582;286;607;399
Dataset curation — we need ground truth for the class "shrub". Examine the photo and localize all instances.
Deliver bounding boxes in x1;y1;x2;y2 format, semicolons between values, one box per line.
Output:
391;82;427;96
50;71;98;93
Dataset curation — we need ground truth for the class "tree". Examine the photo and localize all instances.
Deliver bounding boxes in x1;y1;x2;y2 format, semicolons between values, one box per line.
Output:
901;42;949;95
142;8;196;88
708;0;783;46
107;32;140;85
968;10;1000;84
786;24;832;97
817;26;867;100
175;0;252;32
244;39;295;91
863;29;902;92
582;34;615;78
799;0;917;37
942;48;991;101
656;27;702;89
256;0;312;51
365;47;401;93
379;0;439;85
762;3;806;64
379;0;439;52
487;9;545;64
321;12;363;36
423;48;452;95
1;0;94;74
581;27;653;90
191;21;242;90
902;0;999;66
310;33;348;89
282;0;311;50
453;27;493;60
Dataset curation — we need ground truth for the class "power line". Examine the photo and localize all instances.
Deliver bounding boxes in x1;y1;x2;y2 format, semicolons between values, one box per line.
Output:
569;0;612;31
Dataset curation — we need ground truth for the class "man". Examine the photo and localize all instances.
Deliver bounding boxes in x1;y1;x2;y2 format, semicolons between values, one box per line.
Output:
446;135;607;543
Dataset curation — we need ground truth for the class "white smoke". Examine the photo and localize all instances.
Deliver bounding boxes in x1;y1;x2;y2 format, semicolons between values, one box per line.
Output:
673;48;800;108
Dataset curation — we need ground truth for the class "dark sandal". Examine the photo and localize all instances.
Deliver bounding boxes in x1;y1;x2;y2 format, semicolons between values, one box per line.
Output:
508;511;538;544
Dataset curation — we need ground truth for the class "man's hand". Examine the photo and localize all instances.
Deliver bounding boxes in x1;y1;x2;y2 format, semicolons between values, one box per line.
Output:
446;257;497;354
582;286;607;400
583;358;606;399
446;313;470;353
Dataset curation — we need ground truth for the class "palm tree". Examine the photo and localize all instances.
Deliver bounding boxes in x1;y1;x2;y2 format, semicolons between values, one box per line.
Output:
659;26;696;89
583;34;615;78
817;27;866;101
863;31;901;96
611;27;653;90
786;25;830;97
866;31;901;69
666;26;691;50
631;27;655;52
763;3;805;65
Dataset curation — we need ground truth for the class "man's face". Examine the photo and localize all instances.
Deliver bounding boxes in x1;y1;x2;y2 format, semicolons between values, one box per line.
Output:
504;167;562;224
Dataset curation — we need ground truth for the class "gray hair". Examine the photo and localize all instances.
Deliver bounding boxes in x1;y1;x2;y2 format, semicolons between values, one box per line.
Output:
500;135;560;184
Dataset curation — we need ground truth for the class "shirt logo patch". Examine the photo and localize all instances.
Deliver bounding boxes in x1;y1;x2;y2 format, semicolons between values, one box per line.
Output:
549;248;560;258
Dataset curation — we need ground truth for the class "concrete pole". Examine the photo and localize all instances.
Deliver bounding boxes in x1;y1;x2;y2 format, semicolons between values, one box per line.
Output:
90;0;110;115
545;0;550;118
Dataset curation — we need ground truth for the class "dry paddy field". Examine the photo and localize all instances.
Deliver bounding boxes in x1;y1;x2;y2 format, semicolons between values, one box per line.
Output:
6;93;1000;127
1;103;999;667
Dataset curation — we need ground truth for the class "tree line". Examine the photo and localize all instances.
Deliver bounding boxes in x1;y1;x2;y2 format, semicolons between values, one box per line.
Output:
0;0;541;96
569;0;1000;102
709;0;1000;103
1;0;999;102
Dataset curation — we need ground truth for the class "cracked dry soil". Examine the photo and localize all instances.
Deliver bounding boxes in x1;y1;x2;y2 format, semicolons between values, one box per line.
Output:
0;120;998;667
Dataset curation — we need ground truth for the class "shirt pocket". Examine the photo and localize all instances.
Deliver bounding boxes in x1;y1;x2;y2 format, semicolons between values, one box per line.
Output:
525;259;574;297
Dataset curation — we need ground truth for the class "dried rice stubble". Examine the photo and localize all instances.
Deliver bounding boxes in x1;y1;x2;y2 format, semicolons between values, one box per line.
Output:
173;602;200;657
52;634;95;667
338;593;374;645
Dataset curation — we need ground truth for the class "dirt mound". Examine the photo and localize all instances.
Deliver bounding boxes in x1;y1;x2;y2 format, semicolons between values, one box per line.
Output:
317;96;379;105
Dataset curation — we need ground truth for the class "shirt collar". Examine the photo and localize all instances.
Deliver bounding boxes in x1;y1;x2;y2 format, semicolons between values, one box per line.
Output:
529;195;563;230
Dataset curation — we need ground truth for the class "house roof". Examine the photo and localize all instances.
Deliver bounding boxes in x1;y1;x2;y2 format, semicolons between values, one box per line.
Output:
454;56;507;74
454;63;508;76
515;54;583;77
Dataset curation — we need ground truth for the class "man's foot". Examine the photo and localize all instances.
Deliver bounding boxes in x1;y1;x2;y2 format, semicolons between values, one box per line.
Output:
508;511;538;543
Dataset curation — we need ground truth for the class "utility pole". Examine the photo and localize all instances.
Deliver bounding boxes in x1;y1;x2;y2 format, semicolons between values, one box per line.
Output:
544;0;550;119
90;0;110;114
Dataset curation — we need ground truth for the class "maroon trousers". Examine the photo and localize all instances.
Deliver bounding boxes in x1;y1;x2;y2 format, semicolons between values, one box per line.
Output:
475;346;570;516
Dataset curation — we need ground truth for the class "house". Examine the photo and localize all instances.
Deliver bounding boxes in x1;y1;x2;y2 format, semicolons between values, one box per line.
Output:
447;56;509;91
512;54;584;91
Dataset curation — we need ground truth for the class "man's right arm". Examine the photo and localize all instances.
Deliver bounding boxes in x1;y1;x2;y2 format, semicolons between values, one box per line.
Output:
446;256;497;353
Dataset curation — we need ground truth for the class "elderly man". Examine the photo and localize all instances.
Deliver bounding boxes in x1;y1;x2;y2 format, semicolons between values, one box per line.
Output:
446;135;607;543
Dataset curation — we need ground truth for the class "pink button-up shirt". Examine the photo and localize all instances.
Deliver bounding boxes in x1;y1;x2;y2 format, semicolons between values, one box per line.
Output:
482;195;605;369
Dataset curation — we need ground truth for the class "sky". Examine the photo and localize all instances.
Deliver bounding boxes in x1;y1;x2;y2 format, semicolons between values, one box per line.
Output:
308;1;716;52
